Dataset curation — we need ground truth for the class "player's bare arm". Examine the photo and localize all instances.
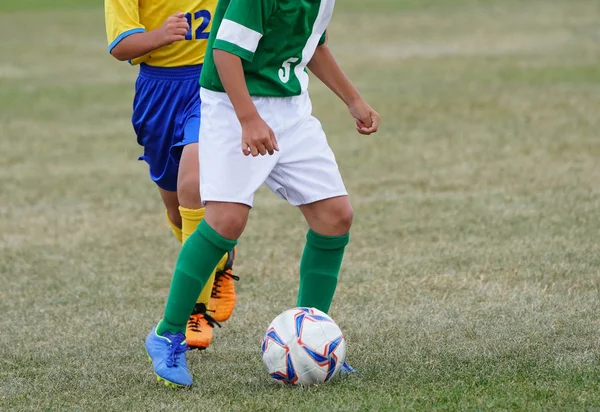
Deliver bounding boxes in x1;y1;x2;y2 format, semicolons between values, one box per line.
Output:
307;44;380;135
213;49;279;157
110;12;189;61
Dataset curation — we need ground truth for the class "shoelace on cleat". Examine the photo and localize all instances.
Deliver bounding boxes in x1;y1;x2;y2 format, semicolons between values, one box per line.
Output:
165;335;188;368
211;270;240;298
186;317;203;333
203;313;222;329
187;313;221;332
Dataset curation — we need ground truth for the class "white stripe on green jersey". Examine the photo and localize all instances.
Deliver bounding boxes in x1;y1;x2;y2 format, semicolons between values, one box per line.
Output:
216;19;263;55
294;0;334;93
200;0;333;97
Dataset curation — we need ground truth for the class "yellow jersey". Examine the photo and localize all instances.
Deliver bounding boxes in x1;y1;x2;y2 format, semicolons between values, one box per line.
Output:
104;0;218;67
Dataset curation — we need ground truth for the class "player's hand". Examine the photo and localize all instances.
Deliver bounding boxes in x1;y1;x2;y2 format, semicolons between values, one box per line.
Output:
158;12;190;46
348;99;380;135
240;114;279;156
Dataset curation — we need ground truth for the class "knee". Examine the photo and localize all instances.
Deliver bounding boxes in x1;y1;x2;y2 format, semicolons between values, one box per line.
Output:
319;203;354;235
209;213;247;240
205;203;250;240
332;204;354;234
177;171;201;209
305;198;354;236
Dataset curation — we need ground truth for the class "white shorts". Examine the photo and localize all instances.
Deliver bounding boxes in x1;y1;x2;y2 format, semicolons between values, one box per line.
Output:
198;88;347;207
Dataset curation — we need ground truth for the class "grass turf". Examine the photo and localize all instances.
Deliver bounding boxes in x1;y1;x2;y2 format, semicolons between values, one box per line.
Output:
1;0;599;410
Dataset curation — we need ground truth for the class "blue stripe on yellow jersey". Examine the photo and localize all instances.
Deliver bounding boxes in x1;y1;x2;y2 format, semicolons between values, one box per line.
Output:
104;0;218;67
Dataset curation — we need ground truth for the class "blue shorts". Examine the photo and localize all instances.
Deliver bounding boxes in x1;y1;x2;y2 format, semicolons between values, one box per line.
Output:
132;63;202;191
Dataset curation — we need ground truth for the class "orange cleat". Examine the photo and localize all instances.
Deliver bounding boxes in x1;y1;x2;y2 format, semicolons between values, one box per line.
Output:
210;248;239;323
185;303;220;350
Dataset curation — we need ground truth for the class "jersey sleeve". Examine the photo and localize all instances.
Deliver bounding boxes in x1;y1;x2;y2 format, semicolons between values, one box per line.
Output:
213;0;276;62
318;30;327;46
105;0;146;54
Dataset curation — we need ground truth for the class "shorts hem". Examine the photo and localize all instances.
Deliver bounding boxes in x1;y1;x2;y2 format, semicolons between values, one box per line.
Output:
201;196;254;208
291;191;349;207
152;177;178;192
170;138;198;165
138;155;178;192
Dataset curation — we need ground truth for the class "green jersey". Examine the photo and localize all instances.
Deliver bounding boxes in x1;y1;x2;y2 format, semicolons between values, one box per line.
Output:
200;0;333;97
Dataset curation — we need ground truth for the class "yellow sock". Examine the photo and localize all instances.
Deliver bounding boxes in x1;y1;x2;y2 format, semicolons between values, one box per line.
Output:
179;206;205;244
165;210;183;243
179;206;219;306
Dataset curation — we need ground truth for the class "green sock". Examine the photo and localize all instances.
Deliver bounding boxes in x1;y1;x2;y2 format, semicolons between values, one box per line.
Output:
157;220;237;335
297;230;350;313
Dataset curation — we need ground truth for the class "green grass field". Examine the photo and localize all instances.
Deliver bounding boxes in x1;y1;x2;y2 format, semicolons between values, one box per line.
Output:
1;0;599;410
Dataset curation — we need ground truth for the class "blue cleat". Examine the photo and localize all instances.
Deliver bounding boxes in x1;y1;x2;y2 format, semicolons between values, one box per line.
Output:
341;362;358;375
145;323;193;388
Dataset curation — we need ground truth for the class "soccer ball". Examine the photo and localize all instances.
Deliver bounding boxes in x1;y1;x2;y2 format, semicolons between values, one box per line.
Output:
261;307;347;385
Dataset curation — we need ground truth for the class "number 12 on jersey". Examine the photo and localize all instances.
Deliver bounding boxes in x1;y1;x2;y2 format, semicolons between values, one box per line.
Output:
185;10;211;41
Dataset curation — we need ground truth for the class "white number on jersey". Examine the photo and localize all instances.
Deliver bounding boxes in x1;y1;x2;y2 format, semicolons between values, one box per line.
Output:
278;57;299;84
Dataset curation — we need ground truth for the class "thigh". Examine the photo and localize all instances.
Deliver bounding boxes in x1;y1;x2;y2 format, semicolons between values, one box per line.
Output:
177;143;202;208
265;115;347;206
175;84;202;207
199;89;279;207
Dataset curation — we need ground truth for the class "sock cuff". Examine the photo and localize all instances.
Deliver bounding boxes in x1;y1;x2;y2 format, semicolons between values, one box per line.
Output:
156;318;185;336
197;219;238;251
306;229;350;250
179;206;206;221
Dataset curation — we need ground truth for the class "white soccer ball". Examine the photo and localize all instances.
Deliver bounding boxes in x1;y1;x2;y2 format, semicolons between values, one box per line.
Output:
261;307;347;385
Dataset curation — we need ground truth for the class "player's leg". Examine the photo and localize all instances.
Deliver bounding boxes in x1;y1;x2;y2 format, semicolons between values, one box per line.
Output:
297;196;353;313
175;142;223;349
270;114;357;375
179;145;238;324
147;88;277;386
178;93;239;325
264;114;350;314
146;200;246;386
156;201;248;338
176;143;212;349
